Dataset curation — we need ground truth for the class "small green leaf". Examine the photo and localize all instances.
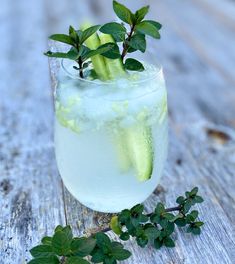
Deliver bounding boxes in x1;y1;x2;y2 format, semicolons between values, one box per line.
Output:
124;58;144;71
155;203;165;214
30;245;54;258
118;209;131;224
164;237;175;248
183;200;192;213
194;221;204;227
67;47;79;60
176;196;185;205
55;225;63;232
113;0;134;24
190;187;199;196
144;227;160;240
129;34;146;53
41;236;52;245
144;20;162;30
99;42;121;59
71;237;96;257
175;218;187;227
49;34;74;45
91;249;105;263
119;232;130;241
136;235;148;248
194;195;204;203
95;232;111;248
112;248;131;260
131;204;144;214
52;230;72;256
163;213;175;221
69;26;79;42
127;46;137;53
100;22;126;36
136;21;160;39
44;51;68;59
83;43;119;60
185;191;190;198
28;256;59;264
154;238;163;249
80;25;100;43
190;210;199;220
66;256;90;264
192;227;201;235
135;6;149;23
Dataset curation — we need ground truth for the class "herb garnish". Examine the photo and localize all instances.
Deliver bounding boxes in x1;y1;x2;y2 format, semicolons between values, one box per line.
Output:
44;1;162;78
28;187;204;264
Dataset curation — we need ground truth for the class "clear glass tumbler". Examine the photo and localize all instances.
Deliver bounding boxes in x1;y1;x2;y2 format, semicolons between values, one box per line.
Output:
54;60;168;213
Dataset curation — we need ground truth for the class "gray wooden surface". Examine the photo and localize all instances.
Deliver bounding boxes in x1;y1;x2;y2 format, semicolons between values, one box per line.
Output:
0;0;235;263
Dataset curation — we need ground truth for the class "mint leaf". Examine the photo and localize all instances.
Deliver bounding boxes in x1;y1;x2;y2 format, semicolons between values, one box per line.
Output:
127;46;137;53
49;34;74;45
71;237;96;257
164;237;175;247
144;20;162;30
52;230;72;256
98;43;121;59
55;225;63;232
154;238;163;249
124;58;144;71
67;47;80;60
91;249;105;263
69;26;79;42
41;236;52;245
136;21;160;39
129;34;146;53
95;232;111;248
112;248;131;260
44;51;69;59
80;25;100;43
100;22;126;35
28;256;59;264
30;245;54;258
66;256;90;264
83;44;116;60
113;0;133;24
135;6;149;23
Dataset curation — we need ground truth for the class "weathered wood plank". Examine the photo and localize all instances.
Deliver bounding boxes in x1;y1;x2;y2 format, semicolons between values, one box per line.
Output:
192;0;235;31
0;0;66;263
157;0;235;85
47;0;235;263
1;0;235;263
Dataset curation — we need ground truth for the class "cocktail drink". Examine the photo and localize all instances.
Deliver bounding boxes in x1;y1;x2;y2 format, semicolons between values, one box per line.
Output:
45;1;168;213
54;60;167;212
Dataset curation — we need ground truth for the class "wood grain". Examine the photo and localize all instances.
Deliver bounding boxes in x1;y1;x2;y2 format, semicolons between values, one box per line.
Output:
1;0;235;263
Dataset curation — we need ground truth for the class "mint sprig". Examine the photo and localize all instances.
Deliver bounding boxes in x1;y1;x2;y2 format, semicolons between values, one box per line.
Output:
44;25;116;78
28;187;204;264
45;1;162;78
100;1;162;71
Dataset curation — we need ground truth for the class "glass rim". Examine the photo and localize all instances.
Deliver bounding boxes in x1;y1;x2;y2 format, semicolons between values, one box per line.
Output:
61;59;163;85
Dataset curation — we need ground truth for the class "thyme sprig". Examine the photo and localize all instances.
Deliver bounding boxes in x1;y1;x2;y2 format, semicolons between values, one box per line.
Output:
28;187;204;264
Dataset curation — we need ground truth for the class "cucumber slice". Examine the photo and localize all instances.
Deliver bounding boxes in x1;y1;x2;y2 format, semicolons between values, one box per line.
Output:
126;124;153;181
113;129;132;172
81;23;109;81
99;34;126;79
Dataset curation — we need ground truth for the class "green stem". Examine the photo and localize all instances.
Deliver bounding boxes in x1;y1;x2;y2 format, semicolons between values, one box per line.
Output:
121;24;135;61
78;57;84;78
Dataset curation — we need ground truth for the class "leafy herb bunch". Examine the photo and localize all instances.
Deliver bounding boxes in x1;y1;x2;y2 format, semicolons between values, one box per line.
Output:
45;1;162;78
29;187;204;264
44;25;116;78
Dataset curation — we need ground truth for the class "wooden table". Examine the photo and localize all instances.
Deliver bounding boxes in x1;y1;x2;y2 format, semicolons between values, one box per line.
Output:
1;0;235;263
